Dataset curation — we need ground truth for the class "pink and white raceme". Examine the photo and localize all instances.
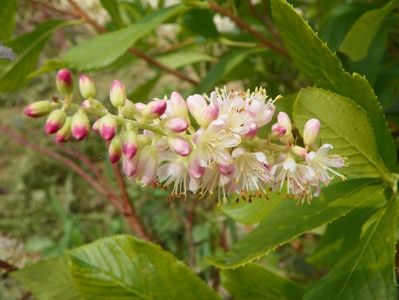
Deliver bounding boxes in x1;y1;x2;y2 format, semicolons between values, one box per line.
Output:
24;70;346;204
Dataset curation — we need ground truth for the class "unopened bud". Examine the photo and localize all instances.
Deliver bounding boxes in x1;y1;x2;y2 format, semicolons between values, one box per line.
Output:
79;75;96;98
99;114;117;141
137;145;157;186
303;118;320;146
122;130;138;159
55;117;72;143
45;109;66;134
56;69;73;95
71;110;90;140
164;117;188;133
168;137;191;156
147;100;167;118
110;80;126;107
204;103;219;125
277;112;292;134
272;124;287;137
122;155;139;177
291;145;307;158
169;91;188;118
24;100;52;118
108;136;122;164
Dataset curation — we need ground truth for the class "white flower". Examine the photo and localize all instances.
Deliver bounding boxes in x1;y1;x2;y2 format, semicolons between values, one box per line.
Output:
271;155;315;201
230;148;273;196
192;119;241;165
306;144;346;185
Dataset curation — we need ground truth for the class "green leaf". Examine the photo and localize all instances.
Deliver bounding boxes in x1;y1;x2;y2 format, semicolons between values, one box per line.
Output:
339;0;399;61
208;179;383;269
156;48;216;69
100;0;124;28
0;20;73;92
0;0;19;42
271;0;396;170
221;194;286;225
195;49;264;93
12;256;82;300
307;205;381;267
181;9;219;38
294;87;391;180
62;4;187;71
222;263;303;300
67;235;220;300
304;198;397;300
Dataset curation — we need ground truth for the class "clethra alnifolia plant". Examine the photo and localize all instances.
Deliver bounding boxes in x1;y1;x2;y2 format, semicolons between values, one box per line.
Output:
24;69;346;204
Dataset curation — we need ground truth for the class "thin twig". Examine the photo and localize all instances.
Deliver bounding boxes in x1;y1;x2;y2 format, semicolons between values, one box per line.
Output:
110;162;152;241
0;123;151;240
209;1;290;60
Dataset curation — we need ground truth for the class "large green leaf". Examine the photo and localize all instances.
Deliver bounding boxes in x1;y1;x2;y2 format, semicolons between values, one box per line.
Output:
12;256;82;300
0;20;73;92
208;179;383;269
62;5;187;71
271;0;396;170
222;263;303;300
307;205;381;267
221;194;286;225
67;235;220;300
304;198;397;300
0;0;18;42
195;49;264;93
294;88;391;180
339;0;399;61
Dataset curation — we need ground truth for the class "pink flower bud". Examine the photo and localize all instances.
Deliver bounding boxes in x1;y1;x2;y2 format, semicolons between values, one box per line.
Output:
272;125;287;137
108;136;122;164
187;94;208;126
99;114;117;141
56;69;73;95
92;118;101;133
122;155;139;177
45;109;66;134
79;75;96;99
277;112;292;134
71;110;90;140
55;117;72;143
147;100;167;118
303;118;320;146
189;159;205;179
204;103;219;124
169;91;188;118
137;145;157;186
244;122;258;139
110;80;126;107
168;137;191;156
24;100;52;118
218;163;235;175
122;130;138;159
164;117;188;133
257;105;275;126
291;145;307;158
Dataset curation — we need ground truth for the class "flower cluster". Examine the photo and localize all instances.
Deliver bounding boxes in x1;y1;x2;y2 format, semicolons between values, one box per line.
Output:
24;69;346;204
